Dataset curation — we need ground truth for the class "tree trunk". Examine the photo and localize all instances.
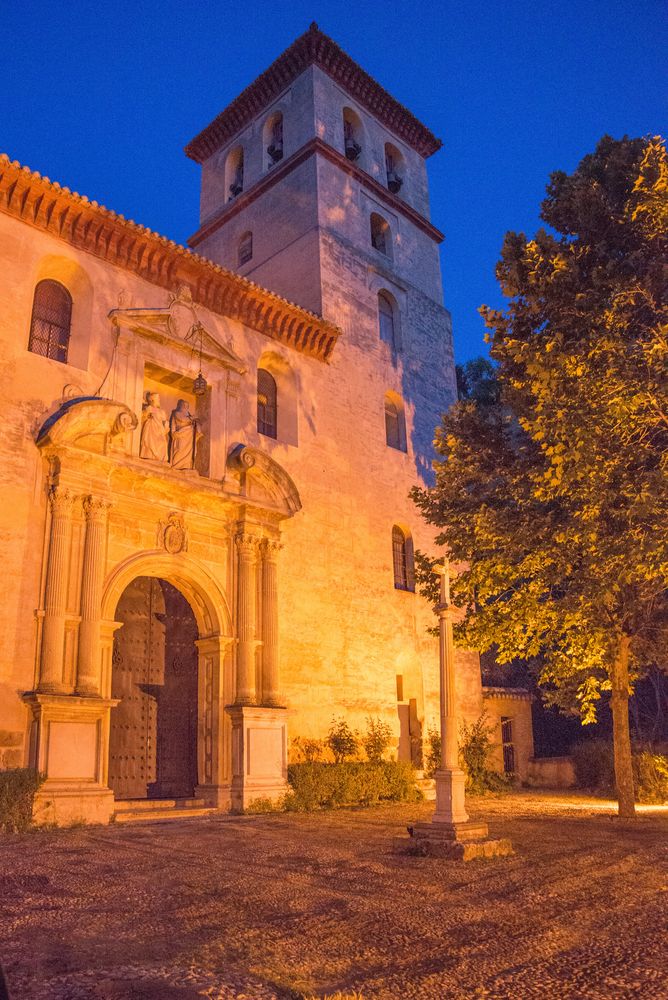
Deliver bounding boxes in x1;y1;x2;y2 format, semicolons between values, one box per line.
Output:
609;635;636;818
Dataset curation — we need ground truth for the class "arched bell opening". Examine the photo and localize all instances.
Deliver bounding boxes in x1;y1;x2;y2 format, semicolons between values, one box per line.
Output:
109;576;199;801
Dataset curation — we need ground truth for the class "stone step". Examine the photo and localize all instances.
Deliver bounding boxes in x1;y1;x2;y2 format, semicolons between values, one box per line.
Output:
114;798;205;813
114;805;216;824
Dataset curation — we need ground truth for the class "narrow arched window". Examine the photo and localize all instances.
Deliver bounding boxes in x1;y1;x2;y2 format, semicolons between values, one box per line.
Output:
370;213;391;256
384;392;406;451
385;142;404;194
392;526;414;591
378;291;395;346
226;146;244;201
265;112;284;167
238;231;253;266
28;280;72;363
257;368;277;439
343;107;363;162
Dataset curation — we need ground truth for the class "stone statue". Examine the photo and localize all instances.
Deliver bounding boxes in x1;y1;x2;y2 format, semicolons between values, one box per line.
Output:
169;399;201;470
139;392;169;462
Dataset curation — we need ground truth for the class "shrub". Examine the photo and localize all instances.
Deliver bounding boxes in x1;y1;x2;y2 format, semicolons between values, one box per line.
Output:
326;718;359;763
572;740;668;803
571;739;616;793
291;736;325;763
458;714;510;794
0;768;43;833
633;751;668;804
287;761;421;811
424;726;442;778
361;717;393;762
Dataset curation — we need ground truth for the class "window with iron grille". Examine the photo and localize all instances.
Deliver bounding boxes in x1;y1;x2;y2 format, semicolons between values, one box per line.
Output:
238;231;253;266
257;368;277;439
28;280;72;363
392;526;414;591
378;291;395;346
501;716;515;774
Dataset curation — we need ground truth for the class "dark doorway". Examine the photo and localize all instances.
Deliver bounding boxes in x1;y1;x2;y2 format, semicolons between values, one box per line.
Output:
109;577;198;800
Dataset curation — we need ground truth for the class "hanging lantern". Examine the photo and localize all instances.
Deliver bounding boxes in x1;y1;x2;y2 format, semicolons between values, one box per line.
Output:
192;322;207;395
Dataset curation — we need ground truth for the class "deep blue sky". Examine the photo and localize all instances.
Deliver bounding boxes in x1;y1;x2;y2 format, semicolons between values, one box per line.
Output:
2;1;665;361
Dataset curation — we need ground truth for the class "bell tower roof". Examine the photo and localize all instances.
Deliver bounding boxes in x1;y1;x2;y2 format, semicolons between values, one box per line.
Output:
185;22;442;164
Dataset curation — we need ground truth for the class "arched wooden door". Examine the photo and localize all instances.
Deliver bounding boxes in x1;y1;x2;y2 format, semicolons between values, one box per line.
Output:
109;577;198;800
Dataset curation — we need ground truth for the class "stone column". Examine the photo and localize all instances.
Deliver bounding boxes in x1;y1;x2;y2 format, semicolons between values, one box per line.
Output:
432;560;469;825
39;487;76;694
235;533;258;704
76;496;111;696
261;539;282;706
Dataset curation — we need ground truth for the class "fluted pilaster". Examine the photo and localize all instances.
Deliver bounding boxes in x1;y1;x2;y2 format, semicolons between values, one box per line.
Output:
76;496;111;696
39;487;76;693
235;533;259;704
261;539;281;706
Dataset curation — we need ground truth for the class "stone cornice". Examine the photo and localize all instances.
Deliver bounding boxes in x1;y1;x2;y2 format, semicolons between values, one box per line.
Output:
189;137;444;249
185;23;442;163
0;154;340;363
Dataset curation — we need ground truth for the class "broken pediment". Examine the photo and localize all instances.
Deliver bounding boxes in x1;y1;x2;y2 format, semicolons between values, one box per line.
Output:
226;444;302;518
36;397;137;454
109;285;247;374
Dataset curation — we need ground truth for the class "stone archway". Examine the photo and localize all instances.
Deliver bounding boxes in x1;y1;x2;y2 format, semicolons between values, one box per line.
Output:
101;552;235;809
109;576;199;800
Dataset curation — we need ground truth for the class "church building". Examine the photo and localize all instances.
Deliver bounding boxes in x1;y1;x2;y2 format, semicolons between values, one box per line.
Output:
0;24;533;823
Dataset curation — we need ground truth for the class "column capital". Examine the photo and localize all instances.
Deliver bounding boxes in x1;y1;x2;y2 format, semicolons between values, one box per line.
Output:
235;532;260;557
48;486;76;513
261;538;282;560
82;495;112;520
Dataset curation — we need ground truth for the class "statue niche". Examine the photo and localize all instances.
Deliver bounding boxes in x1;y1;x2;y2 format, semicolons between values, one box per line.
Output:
139;392;203;472
140;392;169;462
169;399;202;471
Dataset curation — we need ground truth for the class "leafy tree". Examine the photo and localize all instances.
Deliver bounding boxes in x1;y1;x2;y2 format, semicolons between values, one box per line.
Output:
455;357;500;405
413;135;668;818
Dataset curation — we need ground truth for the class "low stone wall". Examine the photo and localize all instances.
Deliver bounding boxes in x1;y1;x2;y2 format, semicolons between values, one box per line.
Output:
526;756;576;789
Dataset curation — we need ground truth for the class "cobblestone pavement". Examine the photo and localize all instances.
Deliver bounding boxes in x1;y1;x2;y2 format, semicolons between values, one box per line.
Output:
1;793;667;999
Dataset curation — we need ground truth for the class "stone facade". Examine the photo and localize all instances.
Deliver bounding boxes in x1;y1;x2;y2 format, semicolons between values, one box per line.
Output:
0;24;532;823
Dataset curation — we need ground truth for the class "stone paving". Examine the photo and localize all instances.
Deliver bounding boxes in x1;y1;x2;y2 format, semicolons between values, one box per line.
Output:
0;793;667;999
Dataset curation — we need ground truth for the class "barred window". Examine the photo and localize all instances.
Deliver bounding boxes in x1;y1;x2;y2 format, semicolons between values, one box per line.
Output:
238;231;253;266
257;368;277;439
392;526;414;591
28;280;72;363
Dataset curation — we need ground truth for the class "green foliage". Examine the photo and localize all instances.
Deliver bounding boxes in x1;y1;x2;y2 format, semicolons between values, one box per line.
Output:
326;718;359;763
456;357;500;405
412;135;668;815
291;736;326;763
424;726;442;778
572;740;668;803
245;796;282;814
361;717;393;762
0;768;43;833
571;739;616;793
458;714;510;794
286;761;421;811
633;750;668;804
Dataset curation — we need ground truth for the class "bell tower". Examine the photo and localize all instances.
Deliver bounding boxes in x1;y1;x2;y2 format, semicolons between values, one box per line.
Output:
186;22;456;474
